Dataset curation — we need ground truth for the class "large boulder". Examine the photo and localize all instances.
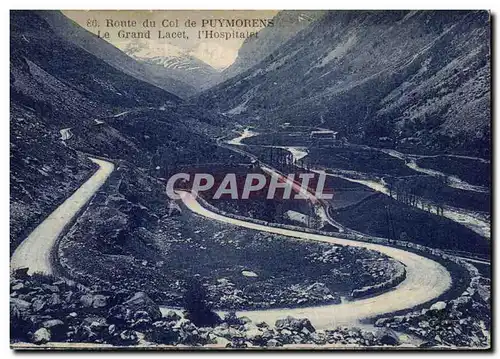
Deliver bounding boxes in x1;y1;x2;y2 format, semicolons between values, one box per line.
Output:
32;328;51;345
11;297;31;311
121;292;162;322
304;282;331;298
163;310;181;322
275;316;315;333
430;301;447;311
377;328;400;346
42;319;67;341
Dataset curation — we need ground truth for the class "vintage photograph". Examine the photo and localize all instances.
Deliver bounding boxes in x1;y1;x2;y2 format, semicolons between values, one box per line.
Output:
9;10;491;350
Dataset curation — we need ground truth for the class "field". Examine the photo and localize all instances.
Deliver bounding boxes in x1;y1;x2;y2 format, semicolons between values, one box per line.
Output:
416;156;490;187
306;146;417;177
384;175;490;213
331;193;490;258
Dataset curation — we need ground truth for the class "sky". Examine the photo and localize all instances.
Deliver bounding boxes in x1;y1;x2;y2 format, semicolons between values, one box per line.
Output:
63;10;279;69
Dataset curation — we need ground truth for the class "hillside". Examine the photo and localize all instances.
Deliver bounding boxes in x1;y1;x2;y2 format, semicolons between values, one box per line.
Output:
122;40;220;91
39;11;197;98
220;11;325;82
198;10;491;157
10;10;229;250
221;10;324;81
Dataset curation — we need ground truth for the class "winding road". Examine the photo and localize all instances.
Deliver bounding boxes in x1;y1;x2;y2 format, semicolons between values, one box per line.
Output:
11;158;115;275
10;151;452;330
174;191;452;329
229;128;490;239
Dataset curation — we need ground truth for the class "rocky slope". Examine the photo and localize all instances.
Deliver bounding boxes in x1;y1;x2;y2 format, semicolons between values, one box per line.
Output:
39;11;197;98
10;271;490;348
199;10;491;157
220;11;325;82
10;10;229;251
122;40;220;92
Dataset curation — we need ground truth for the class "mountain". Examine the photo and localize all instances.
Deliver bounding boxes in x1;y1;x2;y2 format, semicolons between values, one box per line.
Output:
39;11;197;98
220;11;325;81
199;10;491;156
10;10;230;250
122;40;220;91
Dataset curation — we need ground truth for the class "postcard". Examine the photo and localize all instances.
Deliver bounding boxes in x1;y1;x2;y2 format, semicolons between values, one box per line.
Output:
10;9;491;350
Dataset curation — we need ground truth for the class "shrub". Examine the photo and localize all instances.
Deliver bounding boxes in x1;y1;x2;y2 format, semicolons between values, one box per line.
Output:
182;277;221;327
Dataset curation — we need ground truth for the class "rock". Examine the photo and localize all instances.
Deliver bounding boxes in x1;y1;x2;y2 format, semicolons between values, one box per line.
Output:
418;341;433;348
12;282;24;291
42;284;60;293
147;321;179;344
107;305;130;325
32;328;51;345
92;295;108;308
245;328;263;341
213;336;231;347
418;320;430;328
73;324;98;342
305;282;331;297
118;330;139;345
452;296;472;310
108;324;117;335
122;292;162;322
430;301;447;311
239;316;252;324
377;328;400;346
256;321;269;329
42;319;64;329
361;330;375;342
110;290;130;306
84;316;108;331
13;268;29;279
163;310;181;322
32;298;46;312
48;293;61;306
212;326;242;339
42;319;66;341
275;316;315;333
266;339;282;347
80;294;94;308
10;297;31;311
301;326;311;336
375;317;390;327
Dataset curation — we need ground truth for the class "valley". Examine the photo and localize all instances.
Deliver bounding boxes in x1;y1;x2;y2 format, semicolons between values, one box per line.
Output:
10;10;491;349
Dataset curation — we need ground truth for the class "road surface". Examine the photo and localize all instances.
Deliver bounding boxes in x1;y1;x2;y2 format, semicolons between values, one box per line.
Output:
11;158;115;275
226;128;258;145
173;191;452;329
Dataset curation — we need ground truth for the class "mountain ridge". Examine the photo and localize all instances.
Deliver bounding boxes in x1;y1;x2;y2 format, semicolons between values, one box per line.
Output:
198;10;491;157
39;10;197;98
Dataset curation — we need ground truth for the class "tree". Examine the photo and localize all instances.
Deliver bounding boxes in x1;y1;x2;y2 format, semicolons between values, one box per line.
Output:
182;277;221;327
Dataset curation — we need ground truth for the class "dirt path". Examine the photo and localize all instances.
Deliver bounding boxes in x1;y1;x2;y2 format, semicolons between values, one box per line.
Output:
171;191;452;329
10;158;115;275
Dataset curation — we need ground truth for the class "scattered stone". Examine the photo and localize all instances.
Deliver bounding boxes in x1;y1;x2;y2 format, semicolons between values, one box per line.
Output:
32;328;51;345
122;292;162;322
377;328;400;346
266;339;282;347
430;301;447;311
12;282;24;291
275;316;315;333
80;294;94;308
92;295;108;308
163;310;181;322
